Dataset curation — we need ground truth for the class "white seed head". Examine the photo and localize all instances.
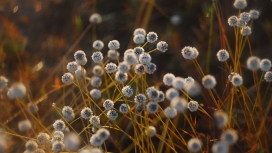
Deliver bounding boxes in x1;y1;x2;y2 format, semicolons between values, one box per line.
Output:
228;16;238;27
18;120;32;132
92;65;104;76
170;15;181;26
249;9;259;19
64;132;81;151
237;18;247;27
61;73;74;84
184;82;201;97
146;102;159;114
134;94;147;105
156;41;168;52
214;110;228;128
90;116;100;127
80;148;102;153
139;53;152;64
172;77;185;89
134;28;146;36
37;132;50;145
145;62;157;74
188;101;199;112
107;50;119;60
53;131;64;141
0;76;8;89
75;66;86;78
118;62;130;73
27;102;39;114
185;76;195;84
135;64;145;75
181;46;198;59
25;140;38;152
115;71;128;84
105;62;117;74
89;13;102;24
81;107;93;119
90;134;103;147
97;128;110;141
212;141;229;153
53;119;66;131
230;73;243;87
135;104;144;113
165;88;179;101
74;50;87;65
187;138;202;152
93;40;104;50
202;75;217;89
264;71;272;82
89;89;101;100
260;59;272;71
233;0;247;10
157;91;165;102
220;129;238;145
217;49;229;62
164;107;177;118
108;40;120;50
133;34;145;44
52;141;65;152
239;12;251;22
107;109;118;121
119;103;130;114
246;56;260;71
7;82;26;99
124;49;134;55
124;53;138;65
133;47;144;58
91;77;102;88
103;99;114;110
145;126;156;137
170;97;188;113
122;86;134;97
163;73;175;86
146;86;159;100
62;106;75;122
240;26;252;36
66;61;78;72
146;32;158;43
92;51;103;63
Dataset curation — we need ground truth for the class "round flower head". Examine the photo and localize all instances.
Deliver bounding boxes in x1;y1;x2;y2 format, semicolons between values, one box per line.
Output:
107;50;119;60
66;61;78;73
25;140;38;152
35;148;45;153
240;26;252;36
228;16;238;27
91;76;102;88
103;99;114;110
27;102;39;114
108;40;120;50
81;107;93;119
122;86;134;97
145;62;157;74
212;141;229;153
0;76;8;89
264;71;272;82
53;119;66;131
187;138;202;152
64;132;81;151
260;59;272;71
164;107;177;118
181;46;198;59
105;62;117;74
62;106;75;122
92;51;103;63
172;77;185;89
124;49;134;55
202;75;217;89
233;0;247;10
250;10;259;19
146;102;159;114
246;56;260;71
53;131;64;141
115;71;128;84
37;132;50;144
139;53;152;64
188;101;199;112
93;40;104;50
165;88;179;101
7;82;26;99
135;104;144;113
230;73;243;87
157;91;165;102
18;120;32;132
90;116;100;127
90;89;101;100
75;66;86;78
134;28;146;36
185;76;195;84
92;65;104;76
80;148;102;153
74;50;87;65
134;93;147;105
184;82;201;97
133;34;145;44
146;32;158;43
239;12;251;22
90;134;103;147
220;129;238;145
146;86;159;100
52;141;65;152
145;126;156;137
237;18;247;27
119;103;130;114
214;110;228;128
118;62;130;73
89;13;102;24
97;128;110;141
135;64;145;75
156;41;168;52
170;97;188;113
107;109;118;121
124;53;138;65
163;73;175;86
133;47;144;57
216;49;229;62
